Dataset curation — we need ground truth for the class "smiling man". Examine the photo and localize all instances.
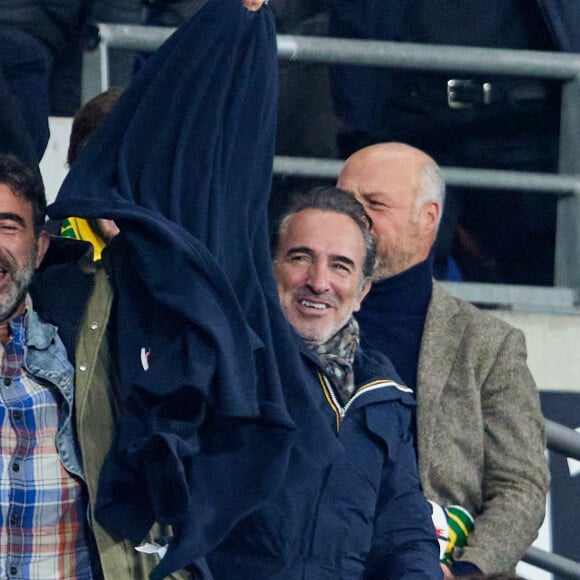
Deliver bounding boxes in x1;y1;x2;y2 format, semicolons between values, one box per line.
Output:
274;199;372;346
207;186;442;578
0;154;97;578
0;194;47;325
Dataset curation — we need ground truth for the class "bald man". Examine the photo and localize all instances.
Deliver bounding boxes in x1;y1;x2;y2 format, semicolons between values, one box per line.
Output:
337;143;549;578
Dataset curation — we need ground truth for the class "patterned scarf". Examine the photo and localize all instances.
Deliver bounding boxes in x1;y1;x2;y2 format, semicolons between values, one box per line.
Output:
313;317;360;405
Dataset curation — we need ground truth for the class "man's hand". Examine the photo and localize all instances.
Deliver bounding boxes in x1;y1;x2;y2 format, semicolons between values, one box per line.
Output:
441;563;454;579
243;0;268;11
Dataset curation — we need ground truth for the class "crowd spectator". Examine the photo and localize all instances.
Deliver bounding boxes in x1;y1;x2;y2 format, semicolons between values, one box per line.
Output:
57;87;123;260
34;2;338;578
337;142;550;576
208;187;442;578
0;153;97;578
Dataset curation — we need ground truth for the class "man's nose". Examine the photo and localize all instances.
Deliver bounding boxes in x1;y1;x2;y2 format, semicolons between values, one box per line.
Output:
306;263;330;294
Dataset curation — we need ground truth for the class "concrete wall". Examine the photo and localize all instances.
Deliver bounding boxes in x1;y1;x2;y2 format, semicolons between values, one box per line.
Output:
494;310;580;394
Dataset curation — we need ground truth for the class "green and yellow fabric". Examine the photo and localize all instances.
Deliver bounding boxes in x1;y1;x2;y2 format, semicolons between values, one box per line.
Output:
430;500;475;565
60;217;105;261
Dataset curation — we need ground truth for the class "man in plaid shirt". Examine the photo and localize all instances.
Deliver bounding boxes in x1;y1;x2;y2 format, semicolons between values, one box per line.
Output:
0;154;95;579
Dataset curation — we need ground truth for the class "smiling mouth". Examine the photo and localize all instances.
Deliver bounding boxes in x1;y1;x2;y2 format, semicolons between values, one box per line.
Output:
300;299;328;310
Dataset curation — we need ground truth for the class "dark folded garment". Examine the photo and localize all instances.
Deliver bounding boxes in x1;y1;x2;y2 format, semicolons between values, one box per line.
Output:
49;0;340;576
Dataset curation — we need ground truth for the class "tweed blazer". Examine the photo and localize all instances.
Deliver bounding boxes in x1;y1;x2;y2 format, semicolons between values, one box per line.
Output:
416;282;550;573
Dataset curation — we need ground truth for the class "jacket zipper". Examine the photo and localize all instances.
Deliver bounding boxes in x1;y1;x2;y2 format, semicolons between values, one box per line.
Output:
318;373;410;431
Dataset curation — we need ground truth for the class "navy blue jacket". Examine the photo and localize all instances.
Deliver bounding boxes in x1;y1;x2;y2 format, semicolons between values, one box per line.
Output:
47;1;339;578
208;341;442;579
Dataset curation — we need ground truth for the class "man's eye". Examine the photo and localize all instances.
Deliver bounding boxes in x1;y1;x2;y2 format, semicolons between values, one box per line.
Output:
333;263;350;273
290;255;309;263
0;224;18;231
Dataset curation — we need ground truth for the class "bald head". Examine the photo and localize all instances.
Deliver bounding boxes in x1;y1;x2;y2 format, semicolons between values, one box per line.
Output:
337;143;445;280
338;143;443;216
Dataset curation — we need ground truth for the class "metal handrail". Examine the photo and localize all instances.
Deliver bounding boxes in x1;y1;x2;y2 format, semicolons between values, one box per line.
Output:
523;419;580;576
95;24;580;79
273;156;580;196
274;155;580;311
546;419;580;460
523;546;580;578
88;23;580;288
277;35;580;78
96;23;172;51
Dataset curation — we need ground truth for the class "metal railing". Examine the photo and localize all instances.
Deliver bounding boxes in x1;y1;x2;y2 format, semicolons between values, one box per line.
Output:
274;155;580;196
272;155;580;312
546;419;580;461
275;35;580;294
83;24;580;303
528;421;580;577
83;22;580;578
83;24;580;311
524;546;580;579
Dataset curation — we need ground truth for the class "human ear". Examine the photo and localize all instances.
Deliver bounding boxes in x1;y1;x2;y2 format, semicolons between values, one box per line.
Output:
35;230;50;269
421;201;440;234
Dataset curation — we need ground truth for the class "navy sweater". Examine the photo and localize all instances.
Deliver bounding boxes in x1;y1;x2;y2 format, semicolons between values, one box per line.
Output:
355;257;433;392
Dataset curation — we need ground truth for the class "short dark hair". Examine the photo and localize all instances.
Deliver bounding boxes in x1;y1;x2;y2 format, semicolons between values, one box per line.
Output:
67;87;124;165
275;186;376;279
0;154;46;233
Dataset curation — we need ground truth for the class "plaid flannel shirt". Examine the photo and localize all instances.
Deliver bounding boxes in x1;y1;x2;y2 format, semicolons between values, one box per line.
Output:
0;304;93;579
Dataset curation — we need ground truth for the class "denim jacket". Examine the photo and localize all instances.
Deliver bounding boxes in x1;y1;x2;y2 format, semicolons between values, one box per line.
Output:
23;298;85;480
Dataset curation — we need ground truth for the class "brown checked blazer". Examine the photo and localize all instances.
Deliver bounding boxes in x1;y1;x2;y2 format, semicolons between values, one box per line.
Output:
415;282;549;573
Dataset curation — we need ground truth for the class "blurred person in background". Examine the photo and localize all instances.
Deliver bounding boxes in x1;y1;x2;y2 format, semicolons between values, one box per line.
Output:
329;1;580;284
0;0;89;164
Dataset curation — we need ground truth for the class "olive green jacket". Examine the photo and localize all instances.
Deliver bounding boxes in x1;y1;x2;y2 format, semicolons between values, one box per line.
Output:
75;266;190;579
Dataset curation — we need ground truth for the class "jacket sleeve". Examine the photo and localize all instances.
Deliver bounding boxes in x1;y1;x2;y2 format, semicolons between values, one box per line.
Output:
457;328;550;572
365;403;442;580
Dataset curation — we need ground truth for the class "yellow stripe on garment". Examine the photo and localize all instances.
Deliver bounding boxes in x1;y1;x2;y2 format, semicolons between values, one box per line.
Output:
448;511;471;538
60;217;106;261
318;372;341;431
354;379;412;396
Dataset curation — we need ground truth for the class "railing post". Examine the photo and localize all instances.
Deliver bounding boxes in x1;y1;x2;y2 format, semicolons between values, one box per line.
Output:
81;47;106;106
555;74;580;290
81;36;111;106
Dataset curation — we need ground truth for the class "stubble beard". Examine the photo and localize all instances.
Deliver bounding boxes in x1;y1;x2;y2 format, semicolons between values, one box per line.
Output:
373;224;424;281
373;248;415;281
0;246;37;321
301;310;353;347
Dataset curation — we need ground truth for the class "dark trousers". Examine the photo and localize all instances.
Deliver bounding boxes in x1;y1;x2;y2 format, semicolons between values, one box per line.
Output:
0;26;53;164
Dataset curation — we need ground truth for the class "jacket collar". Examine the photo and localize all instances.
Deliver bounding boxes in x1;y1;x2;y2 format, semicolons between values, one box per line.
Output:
416;282;467;475
23;295;58;350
